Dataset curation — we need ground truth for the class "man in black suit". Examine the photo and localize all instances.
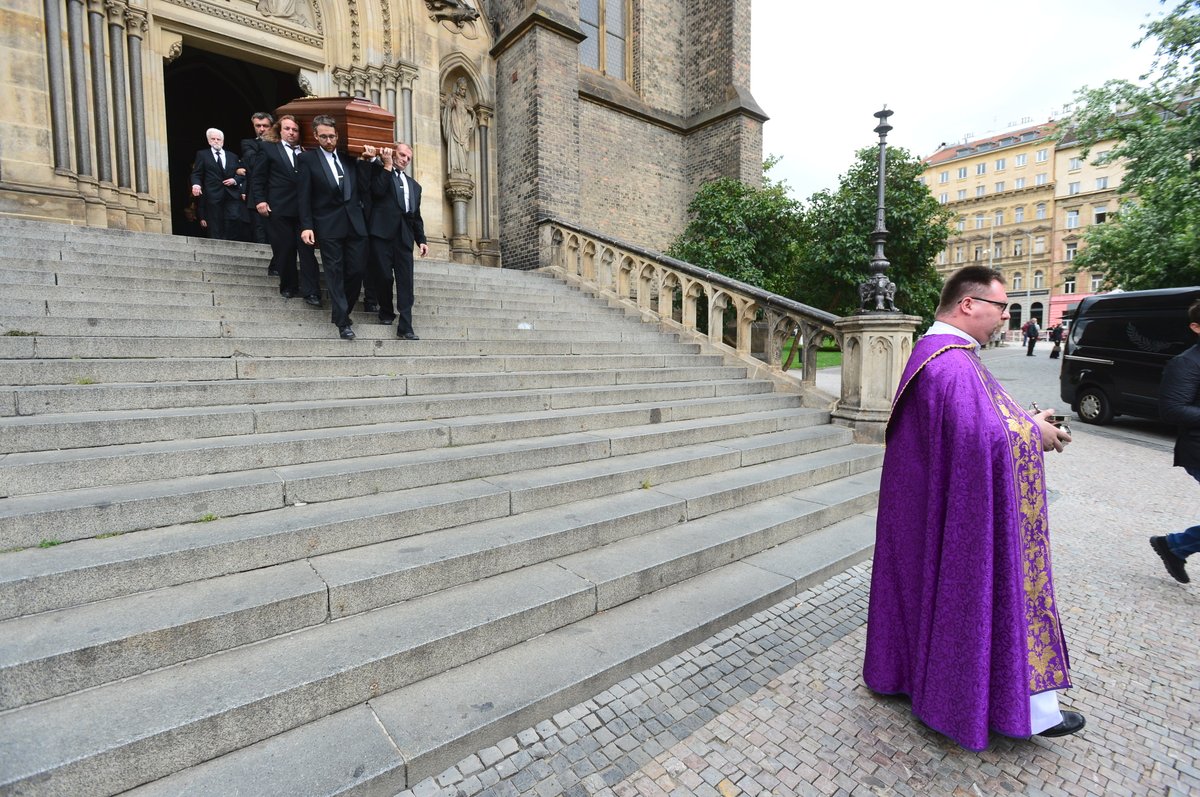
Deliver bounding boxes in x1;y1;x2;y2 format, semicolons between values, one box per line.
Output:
368;143;428;339
190;128;245;241
251;114;320;303
298;114;373;340
240;111;274;247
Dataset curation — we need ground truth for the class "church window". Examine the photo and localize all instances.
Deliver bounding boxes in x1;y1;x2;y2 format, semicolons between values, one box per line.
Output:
580;0;628;81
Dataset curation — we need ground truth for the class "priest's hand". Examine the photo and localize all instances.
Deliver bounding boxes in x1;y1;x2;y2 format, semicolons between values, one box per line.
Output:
1033;409;1071;452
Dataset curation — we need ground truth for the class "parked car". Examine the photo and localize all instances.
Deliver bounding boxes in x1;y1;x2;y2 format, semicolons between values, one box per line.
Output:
1060;286;1200;424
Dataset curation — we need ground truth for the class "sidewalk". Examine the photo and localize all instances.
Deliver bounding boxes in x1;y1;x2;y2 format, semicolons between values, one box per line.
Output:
401;342;1199;797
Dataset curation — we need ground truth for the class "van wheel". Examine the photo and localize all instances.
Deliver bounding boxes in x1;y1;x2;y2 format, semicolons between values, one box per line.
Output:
1077;386;1113;425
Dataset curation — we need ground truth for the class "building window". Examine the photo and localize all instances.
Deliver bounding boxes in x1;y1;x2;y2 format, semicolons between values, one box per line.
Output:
1013;272;1023;290
974;245;984;261
939;171;949;183
1015;153;1028;167
1034;270;1044;289
1066;209;1079;229
580;0;628;80
977;163;987;175
1064;276;1076;294
1014;177;1026;189
937;250;947;265
954;189;965;200
938;192;948;204
1036;173;1048;186
1065;242;1077;261
1036;148;1048;162
956;218;966;231
1069;156;1082;170
995;181;1005;193
1036;203;1047;220
1014;206;1025;223
976;185;986;197
974;214;985;229
1095;176;1109;190
955;245;964;263
957;166;968;179
1034;235;1045;254
994;241;1004;259
994;210;1004;225
1094;206;1108;224
1068;181;1081;195
1091;274;1103;292
996;157;1006;171
1013;238;1024;257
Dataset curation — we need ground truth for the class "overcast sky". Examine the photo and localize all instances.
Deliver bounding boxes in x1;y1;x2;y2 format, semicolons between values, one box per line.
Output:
750;0;1168;201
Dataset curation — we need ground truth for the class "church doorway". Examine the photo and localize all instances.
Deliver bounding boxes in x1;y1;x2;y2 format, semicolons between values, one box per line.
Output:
164;47;303;235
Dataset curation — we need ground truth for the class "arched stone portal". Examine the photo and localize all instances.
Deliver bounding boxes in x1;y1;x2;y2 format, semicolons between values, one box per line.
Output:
164;47;302;236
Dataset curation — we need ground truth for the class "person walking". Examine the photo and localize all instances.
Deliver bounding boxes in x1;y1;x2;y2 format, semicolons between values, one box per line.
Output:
1049;323;1064;359
1150;299;1200;583
864;265;1083;751
1024;318;1040;356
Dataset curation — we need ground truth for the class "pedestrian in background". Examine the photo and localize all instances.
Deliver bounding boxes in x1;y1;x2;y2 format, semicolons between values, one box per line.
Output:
1049;323;1064;359
1024;318;1040;356
1150;299;1200;584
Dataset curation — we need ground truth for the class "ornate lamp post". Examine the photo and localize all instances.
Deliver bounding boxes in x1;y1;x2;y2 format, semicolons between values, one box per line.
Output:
832;107;921;443
859;107;898;312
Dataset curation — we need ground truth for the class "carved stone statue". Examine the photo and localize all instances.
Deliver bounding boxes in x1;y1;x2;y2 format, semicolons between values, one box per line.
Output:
425;0;479;26
257;0;313;28
441;77;475;176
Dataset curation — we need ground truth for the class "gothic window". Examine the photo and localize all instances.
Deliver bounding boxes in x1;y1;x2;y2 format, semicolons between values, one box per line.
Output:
580;0;628;81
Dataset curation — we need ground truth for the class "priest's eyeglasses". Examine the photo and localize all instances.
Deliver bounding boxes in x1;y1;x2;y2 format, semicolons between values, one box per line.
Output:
964;296;1009;310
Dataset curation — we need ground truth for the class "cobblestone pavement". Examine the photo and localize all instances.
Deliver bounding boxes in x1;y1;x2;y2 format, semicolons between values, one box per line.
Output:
399;342;1199;797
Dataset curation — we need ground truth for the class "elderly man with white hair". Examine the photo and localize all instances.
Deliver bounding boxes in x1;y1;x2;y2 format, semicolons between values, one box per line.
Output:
190;127;245;241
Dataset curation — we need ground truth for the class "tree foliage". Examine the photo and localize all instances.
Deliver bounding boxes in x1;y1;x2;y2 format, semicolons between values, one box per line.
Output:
1060;0;1200;289
793;146;952;324
667;157;802;296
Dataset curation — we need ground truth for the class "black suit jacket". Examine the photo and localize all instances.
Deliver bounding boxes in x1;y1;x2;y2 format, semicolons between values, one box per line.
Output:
250;142;305;217
240;137;264;204
368;163;427;249
297;148;369;240
190;148;243;203
1162;342;1200;468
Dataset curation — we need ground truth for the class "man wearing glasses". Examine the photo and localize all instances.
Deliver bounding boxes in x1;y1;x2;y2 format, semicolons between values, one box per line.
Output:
864;265;1083;751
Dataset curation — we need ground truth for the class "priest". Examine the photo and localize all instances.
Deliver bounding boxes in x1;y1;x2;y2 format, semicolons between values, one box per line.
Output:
863;265;1085;750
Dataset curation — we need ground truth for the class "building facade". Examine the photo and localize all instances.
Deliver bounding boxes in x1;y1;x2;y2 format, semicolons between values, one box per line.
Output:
0;0;765;267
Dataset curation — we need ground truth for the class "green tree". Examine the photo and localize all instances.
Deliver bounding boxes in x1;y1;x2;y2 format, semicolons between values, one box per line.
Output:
794;146;952;324
1060;0;1200;289
667;157;802;296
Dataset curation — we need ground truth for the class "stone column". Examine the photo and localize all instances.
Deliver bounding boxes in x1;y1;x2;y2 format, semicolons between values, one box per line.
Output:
830;313;921;443
86;0;112;183
125;6;148;194
398;65;417;161
475;106;491;241
382;65;399;142
105;0;131;189
43;0;71;170
445;175;474;263
66;0;91;175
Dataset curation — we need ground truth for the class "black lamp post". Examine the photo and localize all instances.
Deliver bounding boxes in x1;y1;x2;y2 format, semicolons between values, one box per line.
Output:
859;107;899;312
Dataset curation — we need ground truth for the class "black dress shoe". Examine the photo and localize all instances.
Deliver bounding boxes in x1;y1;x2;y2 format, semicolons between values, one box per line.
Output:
1151;536;1189;583
280;290;294;299
1036;710;1086;738
398;331;419;340
304;295;321;307
339;326;355;340
378;316;396;325
364;301;380;313
268;267;280;277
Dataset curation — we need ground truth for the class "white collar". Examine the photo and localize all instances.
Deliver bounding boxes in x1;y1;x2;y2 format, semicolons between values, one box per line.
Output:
924;320;981;351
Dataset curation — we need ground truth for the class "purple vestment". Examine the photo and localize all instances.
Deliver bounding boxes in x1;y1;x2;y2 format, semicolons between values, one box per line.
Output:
863;335;1071;751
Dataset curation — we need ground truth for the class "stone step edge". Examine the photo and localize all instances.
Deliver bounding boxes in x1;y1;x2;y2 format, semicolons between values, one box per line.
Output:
122;514;877;797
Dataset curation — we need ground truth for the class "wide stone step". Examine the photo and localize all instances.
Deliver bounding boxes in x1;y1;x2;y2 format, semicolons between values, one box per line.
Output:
0;417;846;547
0;425;856;622
0;508;879;797
0;380;782;453
0;563;596;797
0;470;877;713
0;403;817;496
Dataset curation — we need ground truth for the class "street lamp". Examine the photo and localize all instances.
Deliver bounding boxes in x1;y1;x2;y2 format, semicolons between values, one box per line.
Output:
858;107;899;312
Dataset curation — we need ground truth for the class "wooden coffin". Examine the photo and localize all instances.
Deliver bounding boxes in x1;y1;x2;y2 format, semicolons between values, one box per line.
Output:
273;97;396;155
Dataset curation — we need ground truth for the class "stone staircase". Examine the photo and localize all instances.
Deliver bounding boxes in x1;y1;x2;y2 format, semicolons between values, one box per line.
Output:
0;218;881;796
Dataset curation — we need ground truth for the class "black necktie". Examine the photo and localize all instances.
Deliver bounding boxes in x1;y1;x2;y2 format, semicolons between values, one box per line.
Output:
395;170;408;212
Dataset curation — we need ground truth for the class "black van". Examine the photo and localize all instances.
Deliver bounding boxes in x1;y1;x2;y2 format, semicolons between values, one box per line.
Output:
1060;286;1200;424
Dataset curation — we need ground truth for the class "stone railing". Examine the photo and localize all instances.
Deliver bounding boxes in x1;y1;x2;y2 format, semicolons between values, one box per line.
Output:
538;217;841;397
